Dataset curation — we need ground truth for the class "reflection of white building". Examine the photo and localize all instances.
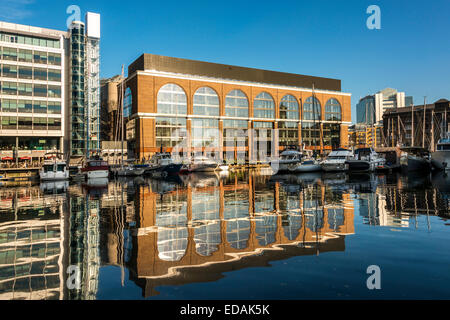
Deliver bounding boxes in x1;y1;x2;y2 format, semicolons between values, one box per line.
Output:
377;193;409;228
0;187;66;300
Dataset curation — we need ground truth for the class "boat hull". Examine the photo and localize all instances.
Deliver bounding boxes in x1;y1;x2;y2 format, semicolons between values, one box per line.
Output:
431;151;450;170
321;162;348;172
40;171;69;181
288;164;321;173
189;164;217;172
401;155;431;172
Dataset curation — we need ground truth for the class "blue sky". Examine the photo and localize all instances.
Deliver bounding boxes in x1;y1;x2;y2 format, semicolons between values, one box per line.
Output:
1;0;449;123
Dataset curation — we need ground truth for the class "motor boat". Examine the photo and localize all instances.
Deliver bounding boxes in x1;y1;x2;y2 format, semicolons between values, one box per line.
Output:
186;156;218;172
320;149;354;172
39;153;69;181
431;133;450;171
271;149;303;173
346;148;386;172
145;153;183;175
400;147;432;172
288;158;321;173
81;157;109;179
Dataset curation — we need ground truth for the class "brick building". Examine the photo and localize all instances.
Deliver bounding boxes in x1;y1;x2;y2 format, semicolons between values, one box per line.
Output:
123;54;352;162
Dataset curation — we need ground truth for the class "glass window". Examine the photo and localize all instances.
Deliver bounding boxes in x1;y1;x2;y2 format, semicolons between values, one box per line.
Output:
123;87;132;118
47;53;61;66
303;96;321;120
225;89;249;117
157;83;187;115
33;117;47;130
254;92;275;119
325;98;342;121
279;121;299;147
1;116;17;129
193;87;220;116
0;99;17;112
34;68;47;81
223;119;248;164
48;102;61;114
1;81;17;95
18;66;33;79
47;118;61;130
2;64;18;78
323;123;341;149
2;47;17;61
191;118;220;150
18;49;33;63
33;84;47;97
33;51;47;64
155;117;187;148
18;117;32;130
301;122;320;147
18;100;32;113
18;83;32;96
48;85;61;98
279;95;299;120
33;101;47;113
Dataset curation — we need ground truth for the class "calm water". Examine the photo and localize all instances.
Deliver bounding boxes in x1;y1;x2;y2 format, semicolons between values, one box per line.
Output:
0;169;449;300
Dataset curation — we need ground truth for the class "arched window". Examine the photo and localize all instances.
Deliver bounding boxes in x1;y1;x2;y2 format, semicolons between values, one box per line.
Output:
123;87;132;118
225;89;248;117
157;83;187;115
254;92;274;119
303;96;321;120
279;94;299;120
325;98;341;121
193;87;219;116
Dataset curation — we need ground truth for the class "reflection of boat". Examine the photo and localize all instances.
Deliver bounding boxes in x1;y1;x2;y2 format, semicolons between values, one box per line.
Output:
39;180;69;193
187;156;218;172
81;157;109;179
321;149;354;172
83;178;109;191
431;171;450;196
400;147;431;172
431;134;450;171
179;172;219;188
346;148;385;172
39;152;69;181
272;149;302;173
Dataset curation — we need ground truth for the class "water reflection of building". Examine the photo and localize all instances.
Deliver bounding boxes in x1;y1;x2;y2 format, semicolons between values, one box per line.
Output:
127;172;354;297
0;186;66;299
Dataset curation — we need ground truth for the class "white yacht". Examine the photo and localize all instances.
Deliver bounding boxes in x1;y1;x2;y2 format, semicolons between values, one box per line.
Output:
346;148;386;172
321;149;354;172
431;133;450;171
272;149;303;173
39;153;69;181
187;156;218;172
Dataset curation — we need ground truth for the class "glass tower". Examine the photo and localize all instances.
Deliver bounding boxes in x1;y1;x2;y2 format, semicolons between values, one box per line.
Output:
69;21;86;156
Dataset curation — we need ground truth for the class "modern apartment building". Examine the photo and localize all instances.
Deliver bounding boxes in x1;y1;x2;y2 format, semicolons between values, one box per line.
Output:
124;54;352;162
0;22;67;161
0;13;100;162
356;88;411;125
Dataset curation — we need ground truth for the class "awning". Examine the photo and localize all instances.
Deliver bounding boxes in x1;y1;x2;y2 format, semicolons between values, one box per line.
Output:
20;156;31;160
1;157;13;161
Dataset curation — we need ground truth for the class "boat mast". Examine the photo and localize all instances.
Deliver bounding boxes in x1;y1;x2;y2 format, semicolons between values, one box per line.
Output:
422;96;426;148
411;102;414;146
121;65;125;170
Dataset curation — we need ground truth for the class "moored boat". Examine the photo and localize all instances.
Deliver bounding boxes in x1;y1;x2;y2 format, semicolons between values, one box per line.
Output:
288;158;321;173
271;149;303;173
431;133;450;171
400;147;432;172
321;149;354;172
81;157;109;179
145;153;183;175
39;152;69;181
346;148;386;172
187;156;218;172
